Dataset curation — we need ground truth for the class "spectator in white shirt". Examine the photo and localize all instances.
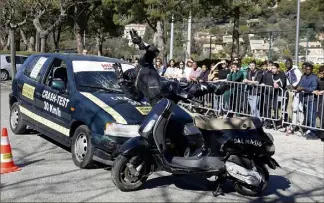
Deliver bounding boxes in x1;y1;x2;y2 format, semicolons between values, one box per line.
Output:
164;59;177;79
175;61;185;80
183;58;194;81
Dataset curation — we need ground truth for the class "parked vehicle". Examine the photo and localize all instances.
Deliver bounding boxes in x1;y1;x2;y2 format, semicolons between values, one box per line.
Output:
0;54;28;81
9;53;152;168
111;89;280;197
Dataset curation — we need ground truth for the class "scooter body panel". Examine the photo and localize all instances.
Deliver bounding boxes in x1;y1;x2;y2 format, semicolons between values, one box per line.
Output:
215;129;274;156
113;136;150;158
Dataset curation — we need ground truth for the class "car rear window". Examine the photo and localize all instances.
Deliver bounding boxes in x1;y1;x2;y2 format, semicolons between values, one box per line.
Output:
5;56;28;64
24;56;49;82
5;56;10;63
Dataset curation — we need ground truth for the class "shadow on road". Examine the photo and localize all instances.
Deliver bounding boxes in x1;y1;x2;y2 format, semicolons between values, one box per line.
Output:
16;158;45;167
37;133;70;152
142;174;292;196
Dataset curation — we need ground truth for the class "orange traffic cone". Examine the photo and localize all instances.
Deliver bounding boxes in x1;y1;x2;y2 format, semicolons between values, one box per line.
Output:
1;128;21;174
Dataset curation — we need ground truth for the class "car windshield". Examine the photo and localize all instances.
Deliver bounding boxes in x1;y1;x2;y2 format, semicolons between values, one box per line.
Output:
75;71;121;92
72;60;134;93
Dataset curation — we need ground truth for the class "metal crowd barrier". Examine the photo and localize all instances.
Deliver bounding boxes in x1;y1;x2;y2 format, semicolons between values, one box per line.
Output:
165;78;323;133
205;81;285;123
282;90;324;132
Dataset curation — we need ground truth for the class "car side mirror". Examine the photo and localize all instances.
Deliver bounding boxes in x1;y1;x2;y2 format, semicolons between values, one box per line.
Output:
51;78;66;93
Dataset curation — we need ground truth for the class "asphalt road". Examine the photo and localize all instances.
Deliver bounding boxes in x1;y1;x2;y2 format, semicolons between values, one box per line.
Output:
1;84;324;202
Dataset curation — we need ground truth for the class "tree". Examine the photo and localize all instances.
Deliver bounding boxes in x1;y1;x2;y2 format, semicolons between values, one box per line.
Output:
107;0;202;62
204;0;278;60
29;0;73;52
68;0;101;53
87;2;122;56
1;0;27;77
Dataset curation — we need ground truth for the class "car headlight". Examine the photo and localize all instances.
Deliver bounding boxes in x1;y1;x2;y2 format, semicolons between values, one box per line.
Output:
104;123;140;138
142;119;156;133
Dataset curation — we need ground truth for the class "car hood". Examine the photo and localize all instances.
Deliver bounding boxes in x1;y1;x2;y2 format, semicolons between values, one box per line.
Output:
81;91;151;125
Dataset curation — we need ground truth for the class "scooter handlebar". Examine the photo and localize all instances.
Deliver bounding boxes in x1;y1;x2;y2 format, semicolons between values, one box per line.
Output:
177;92;203;104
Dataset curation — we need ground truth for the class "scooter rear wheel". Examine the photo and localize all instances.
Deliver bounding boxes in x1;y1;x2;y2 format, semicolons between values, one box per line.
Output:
111;155;149;192
233;164;269;196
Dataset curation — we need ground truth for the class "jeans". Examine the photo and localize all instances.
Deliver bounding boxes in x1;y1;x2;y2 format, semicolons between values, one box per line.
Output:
304;99;317;135
292;93;304;126
248;95;260;118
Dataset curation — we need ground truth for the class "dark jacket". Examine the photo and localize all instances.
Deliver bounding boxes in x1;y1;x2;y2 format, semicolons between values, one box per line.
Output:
318;78;324;91
272;71;287;89
299;73;318;101
197;70;210;82
218;69;230;80
246;69;263;95
118;43;162;106
262;70;273;86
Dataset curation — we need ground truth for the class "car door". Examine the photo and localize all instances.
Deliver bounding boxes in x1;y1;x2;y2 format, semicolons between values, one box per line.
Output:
17;56;50;129
34;57;72;145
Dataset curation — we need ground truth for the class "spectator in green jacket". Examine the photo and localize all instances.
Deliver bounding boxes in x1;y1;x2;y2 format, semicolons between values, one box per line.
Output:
225;63;244;116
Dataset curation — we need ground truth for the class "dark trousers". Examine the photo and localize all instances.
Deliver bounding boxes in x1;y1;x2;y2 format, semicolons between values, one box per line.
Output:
317;96;324;139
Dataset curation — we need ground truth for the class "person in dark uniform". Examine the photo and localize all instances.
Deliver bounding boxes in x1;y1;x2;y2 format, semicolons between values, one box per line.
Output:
114;29;227;107
114;29;162;106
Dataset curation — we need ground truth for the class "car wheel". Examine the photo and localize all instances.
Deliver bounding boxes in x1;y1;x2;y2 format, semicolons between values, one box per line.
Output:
10;102;27;134
0;70;9;81
71;125;94;169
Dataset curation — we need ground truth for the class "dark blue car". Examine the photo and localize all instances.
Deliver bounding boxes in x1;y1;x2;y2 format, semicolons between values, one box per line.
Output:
9;53;152;168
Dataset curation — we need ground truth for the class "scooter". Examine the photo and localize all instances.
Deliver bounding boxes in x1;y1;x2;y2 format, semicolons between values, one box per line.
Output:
111;89;280;197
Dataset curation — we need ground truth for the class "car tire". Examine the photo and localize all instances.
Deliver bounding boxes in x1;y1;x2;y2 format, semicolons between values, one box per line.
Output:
0;70;9;81
10;102;28;134
71;125;94;169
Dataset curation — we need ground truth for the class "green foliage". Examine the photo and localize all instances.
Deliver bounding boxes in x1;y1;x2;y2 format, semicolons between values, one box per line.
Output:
0;51;39;56
278;62;322;75
241;57;265;67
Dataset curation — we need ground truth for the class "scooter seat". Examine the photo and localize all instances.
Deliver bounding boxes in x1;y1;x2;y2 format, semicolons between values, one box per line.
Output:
170;156;225;171
193;115;261;131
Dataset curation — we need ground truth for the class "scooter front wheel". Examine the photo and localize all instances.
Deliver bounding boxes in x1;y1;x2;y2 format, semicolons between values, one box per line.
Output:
111;155;149;192
233;164;269;196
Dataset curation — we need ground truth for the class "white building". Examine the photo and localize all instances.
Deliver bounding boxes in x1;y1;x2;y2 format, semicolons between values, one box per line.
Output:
249;39;270;59
194;31;213;41
123;24;146;46
299;41;322;48
222;35;243;44
202;44;224;54
306;48;324;64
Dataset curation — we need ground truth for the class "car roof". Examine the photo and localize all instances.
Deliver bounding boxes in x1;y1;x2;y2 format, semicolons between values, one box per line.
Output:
29;53;129;64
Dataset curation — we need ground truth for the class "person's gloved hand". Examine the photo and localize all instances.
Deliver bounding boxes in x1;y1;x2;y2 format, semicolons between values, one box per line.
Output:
129;29;142;45
113;63;124;81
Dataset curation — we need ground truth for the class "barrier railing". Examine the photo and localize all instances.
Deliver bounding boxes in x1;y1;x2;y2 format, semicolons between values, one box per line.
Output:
282;90;324;132
166;78;323;133
207;81;285;123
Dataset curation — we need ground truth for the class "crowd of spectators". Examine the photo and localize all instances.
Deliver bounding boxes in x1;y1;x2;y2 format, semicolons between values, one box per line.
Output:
126;56;324;141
